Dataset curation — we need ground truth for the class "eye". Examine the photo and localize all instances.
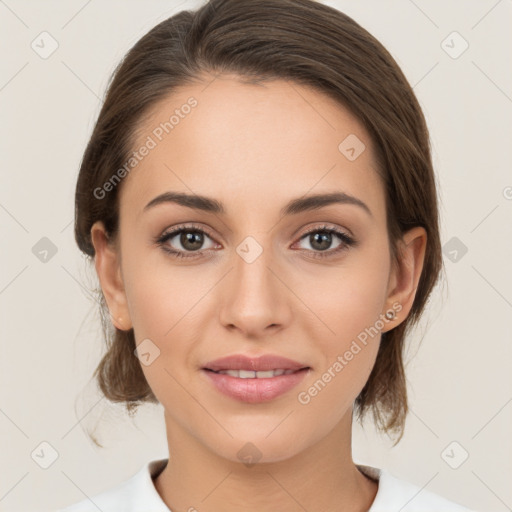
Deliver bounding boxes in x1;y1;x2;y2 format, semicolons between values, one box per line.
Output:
155;223;357;261
294;225;356;259
155;223;219;259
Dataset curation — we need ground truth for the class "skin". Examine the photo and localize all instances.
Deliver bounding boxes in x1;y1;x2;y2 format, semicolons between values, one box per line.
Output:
91;74;426;512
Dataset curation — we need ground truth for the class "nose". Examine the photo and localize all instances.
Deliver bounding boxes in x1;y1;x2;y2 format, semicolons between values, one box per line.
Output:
218;238;291;337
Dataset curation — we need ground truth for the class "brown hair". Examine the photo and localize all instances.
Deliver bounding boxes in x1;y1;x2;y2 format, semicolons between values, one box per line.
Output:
74;0;442;444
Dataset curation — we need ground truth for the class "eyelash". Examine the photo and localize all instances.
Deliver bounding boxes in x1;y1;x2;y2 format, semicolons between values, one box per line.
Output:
154;223;357;260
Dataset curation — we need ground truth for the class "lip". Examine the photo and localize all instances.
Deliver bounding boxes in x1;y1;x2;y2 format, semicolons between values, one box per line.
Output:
202;354;310;403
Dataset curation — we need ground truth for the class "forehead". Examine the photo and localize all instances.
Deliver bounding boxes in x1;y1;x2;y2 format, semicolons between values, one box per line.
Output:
120;74;385;219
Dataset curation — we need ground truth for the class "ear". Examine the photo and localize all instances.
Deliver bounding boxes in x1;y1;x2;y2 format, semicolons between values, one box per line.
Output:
381;226;427;332
90;221;133;331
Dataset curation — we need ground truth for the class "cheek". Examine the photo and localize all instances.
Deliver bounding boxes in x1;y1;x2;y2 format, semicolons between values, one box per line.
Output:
305;241;391;344
294;283;387;430
122;260;199;410
297;240;390;394
121;248;217;384
122;242;202;337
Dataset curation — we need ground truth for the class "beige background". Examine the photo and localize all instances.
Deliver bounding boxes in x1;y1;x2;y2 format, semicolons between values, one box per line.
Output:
1;0;511;511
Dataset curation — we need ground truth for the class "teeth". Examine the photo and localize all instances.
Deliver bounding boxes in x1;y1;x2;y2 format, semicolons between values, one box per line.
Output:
253;370;274;378
215;369;298;378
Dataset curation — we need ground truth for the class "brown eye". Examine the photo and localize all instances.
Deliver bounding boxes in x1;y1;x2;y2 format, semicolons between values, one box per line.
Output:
178;230;205;251
295;226;356;259
156;224;218;259
307;231;336;251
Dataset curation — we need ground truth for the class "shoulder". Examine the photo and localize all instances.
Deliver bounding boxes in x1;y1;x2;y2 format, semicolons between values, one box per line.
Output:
57;459;170;512
359;465;477;512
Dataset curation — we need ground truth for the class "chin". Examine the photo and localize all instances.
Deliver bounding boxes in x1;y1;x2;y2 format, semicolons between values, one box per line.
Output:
202;424;315;467
218;439;304;467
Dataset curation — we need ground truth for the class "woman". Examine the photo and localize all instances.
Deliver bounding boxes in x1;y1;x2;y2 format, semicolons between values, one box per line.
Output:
59;0;475;510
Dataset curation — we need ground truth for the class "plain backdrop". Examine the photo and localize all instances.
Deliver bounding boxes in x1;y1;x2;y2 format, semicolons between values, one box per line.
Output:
1;1;511;511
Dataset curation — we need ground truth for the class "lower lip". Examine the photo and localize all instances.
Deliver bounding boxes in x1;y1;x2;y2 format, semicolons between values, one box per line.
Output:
202;368;310;403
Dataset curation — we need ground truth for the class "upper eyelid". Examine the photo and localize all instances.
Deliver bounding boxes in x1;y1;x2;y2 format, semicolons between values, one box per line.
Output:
299;224;349;236
161;223;213;236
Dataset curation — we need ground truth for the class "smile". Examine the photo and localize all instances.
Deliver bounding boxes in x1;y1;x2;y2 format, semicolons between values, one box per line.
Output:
201;353;311;403
208;368;298;378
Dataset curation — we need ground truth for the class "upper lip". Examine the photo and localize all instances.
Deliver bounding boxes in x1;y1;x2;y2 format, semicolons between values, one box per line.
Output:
203;354;309;372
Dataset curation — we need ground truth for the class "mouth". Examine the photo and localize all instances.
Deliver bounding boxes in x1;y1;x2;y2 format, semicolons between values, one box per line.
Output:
203;368;307;378
201;354;311;403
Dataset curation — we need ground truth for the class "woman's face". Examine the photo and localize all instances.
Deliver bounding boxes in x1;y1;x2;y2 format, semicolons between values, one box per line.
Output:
93;74;419;463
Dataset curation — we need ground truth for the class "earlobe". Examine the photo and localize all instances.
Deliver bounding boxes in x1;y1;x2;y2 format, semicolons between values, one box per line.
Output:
382;226;427;332
90;221;133;331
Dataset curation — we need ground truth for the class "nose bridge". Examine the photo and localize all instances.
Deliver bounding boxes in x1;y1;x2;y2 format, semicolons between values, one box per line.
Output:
219;233;286;333
243;246;271;285
233;233;277;304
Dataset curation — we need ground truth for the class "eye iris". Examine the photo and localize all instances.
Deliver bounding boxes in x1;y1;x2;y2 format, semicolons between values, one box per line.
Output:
310;232;332;251
181;231;203;251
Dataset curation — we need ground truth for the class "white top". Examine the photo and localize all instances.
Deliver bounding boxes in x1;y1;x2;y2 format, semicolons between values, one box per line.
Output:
58;458;476;512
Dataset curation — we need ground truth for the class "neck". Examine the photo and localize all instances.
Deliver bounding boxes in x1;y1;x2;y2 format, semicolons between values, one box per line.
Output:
154;410;378;512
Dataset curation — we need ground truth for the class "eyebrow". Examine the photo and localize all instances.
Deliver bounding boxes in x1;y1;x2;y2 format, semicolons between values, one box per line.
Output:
143;191;372;217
